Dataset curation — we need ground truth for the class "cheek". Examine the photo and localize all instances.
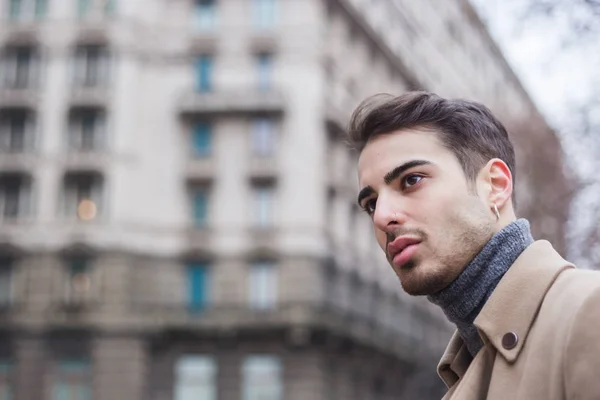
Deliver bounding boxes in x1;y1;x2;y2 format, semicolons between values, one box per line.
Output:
374;228;387;252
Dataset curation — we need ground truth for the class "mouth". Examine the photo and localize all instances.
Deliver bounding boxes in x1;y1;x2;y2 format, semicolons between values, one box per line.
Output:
387;237;422;269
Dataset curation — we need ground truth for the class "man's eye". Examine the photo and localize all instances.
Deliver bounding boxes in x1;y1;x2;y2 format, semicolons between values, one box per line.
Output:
363;199;376;215
402;174;423;189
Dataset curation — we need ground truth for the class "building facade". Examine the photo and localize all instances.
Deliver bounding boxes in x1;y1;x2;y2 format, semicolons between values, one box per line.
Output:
0;0;570;399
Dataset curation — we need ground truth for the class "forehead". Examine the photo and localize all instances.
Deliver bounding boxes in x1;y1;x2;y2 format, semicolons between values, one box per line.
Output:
357;128;455;185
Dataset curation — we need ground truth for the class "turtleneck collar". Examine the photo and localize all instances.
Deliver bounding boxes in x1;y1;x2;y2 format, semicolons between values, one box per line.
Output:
427;218;534;356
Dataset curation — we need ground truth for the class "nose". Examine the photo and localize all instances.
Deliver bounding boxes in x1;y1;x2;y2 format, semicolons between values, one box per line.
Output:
372;194;406;233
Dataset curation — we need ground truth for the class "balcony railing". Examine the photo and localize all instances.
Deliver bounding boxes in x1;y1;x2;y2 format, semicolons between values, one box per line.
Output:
0;88;38;109
69;86;109;108
178;88;286;116
130;300;444;364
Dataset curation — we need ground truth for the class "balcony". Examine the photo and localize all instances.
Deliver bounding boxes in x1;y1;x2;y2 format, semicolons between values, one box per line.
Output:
62;150;109;172
3;19;40;42
0;151;36;173
0;300;21;325
185;226;215;254
59;290;97;314
0;88;38;109
69;86;109;108
248;33;278;54
247;226;278;255
178;89;286;116
185;157;215;182
134;300;432;365
247;157;278;180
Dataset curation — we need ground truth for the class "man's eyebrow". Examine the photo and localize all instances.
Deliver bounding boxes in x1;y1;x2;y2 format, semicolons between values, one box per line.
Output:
383;160;433;185
357;186;375;207
357;160;433;206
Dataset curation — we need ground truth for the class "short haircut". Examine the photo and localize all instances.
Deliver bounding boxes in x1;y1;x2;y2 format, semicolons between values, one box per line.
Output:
347;91;516;192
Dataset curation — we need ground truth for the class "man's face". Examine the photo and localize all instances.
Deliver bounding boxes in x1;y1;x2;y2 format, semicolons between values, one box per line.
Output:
357;128;496;296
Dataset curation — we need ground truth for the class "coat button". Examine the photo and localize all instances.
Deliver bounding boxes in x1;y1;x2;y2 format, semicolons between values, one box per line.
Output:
502;332;518;349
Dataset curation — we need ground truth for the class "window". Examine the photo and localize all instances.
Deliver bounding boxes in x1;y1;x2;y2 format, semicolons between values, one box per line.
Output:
8;0;47;21
0;359;13;400
0;46;39;89
63;173;103;220
193;0;216;31
0;110;35;153
174;355;217;400
72;45;109;88
252;0;275;29
249;261;277;310
251;118;275;157
323;262;337;308
0;259;13;307
65;257;92;303
190;187;209;228
0;174;31;221
252;184;274;228
78;0;115;18
256;53;273;91
192;122;212;157
242;355;282;400
8;0;21;20
53;358;92;400
195;55;213;93
105;0;116;15
187;263;210;311
78;0;92;17
68;109;105;151
35;0;47;17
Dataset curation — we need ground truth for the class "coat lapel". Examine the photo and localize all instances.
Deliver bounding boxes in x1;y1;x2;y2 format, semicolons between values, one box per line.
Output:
438;331;472;388
436;240;575;397
474;240;574;362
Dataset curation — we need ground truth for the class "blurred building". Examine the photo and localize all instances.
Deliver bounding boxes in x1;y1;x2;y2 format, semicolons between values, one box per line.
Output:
0;0;570;399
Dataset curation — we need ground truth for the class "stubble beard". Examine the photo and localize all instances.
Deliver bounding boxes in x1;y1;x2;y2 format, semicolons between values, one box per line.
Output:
394;203;495;297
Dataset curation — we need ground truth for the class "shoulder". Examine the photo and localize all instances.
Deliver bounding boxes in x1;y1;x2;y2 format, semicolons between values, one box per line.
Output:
560;271;600;396
542;268;600;325
534;268;600;340
559;268;600;328
549;267;600;306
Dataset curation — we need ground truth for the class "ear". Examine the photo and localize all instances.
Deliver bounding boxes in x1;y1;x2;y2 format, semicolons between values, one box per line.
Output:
481;158;513;209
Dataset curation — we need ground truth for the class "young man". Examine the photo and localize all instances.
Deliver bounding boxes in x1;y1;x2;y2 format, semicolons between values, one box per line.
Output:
348;91;600;399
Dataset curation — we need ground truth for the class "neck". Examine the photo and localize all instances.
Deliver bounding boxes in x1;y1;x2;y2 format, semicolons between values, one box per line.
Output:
427;218;534;356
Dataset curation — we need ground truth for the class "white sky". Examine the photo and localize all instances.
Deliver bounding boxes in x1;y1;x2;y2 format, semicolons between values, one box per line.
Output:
471;0;600;266
471;0;597;121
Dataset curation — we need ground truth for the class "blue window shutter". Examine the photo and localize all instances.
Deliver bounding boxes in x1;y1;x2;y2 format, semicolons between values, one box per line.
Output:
195;0;216;30
105;0;116;15
193;190;208;227
54;359;91;400
257;54;272;91
196;56;213;92
54;384;69;400
35;0;47;18
193;123;212;157
254;0;276;29
9;0;21;21
78;0;92;17
188;264;208;311
0;360;12;400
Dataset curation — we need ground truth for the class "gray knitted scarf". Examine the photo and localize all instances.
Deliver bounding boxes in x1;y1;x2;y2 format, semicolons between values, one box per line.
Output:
427;219;534;356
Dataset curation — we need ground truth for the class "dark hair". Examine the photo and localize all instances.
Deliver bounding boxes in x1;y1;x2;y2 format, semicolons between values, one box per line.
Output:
348;91;516;192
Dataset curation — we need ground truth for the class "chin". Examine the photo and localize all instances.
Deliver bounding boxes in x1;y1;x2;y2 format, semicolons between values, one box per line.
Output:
397;260;448;296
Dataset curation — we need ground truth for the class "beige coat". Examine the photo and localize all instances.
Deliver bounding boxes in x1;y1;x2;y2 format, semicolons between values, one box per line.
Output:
438;240;600;400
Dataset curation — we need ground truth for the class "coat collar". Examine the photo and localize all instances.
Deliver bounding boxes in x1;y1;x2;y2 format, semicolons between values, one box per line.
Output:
437;240;574;386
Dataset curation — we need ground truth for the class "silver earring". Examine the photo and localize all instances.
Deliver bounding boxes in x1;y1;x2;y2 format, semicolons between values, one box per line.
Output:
493;204;500;220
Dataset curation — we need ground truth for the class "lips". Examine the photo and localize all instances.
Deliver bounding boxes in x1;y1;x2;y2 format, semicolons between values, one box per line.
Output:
387;236;422;268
